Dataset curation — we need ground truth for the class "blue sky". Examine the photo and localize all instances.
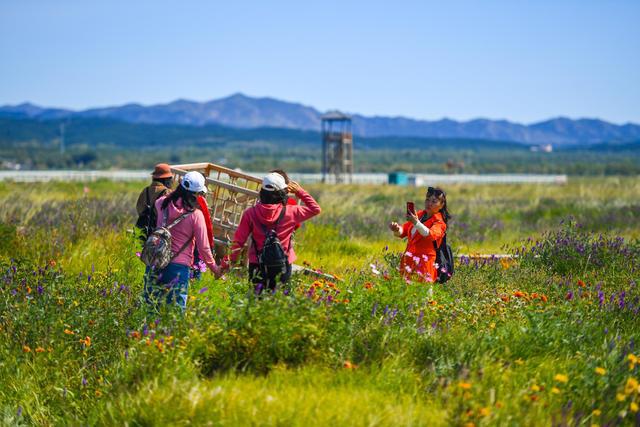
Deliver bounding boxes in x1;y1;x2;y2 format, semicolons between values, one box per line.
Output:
1;0;639;124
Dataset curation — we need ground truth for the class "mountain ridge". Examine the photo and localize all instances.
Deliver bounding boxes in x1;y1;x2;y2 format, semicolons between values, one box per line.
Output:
2;93;639;145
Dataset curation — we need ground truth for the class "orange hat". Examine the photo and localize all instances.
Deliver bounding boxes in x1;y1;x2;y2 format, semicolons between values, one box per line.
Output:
151;163;172;179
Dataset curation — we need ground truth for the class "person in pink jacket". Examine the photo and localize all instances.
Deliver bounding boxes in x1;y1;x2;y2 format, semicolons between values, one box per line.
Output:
144;171;221;311
228;172;321;293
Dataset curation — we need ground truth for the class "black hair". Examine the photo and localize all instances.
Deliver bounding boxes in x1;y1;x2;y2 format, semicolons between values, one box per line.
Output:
161;184;198;211
259;188;288;205
427;186;451;224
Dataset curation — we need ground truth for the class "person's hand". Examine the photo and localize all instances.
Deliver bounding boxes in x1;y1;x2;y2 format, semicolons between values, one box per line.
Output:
406;211;419;225
287;181;303;194
388;221;401;234
211;264;225;279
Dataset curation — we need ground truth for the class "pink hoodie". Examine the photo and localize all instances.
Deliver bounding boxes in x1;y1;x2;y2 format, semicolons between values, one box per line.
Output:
154;196;217;271
230;189;321;264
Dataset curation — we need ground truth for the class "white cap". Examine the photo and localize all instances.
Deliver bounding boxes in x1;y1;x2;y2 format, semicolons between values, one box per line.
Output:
262;172;287;191
181;171;208;193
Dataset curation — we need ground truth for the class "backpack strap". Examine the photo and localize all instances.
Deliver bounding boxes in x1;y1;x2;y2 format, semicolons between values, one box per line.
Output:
251;205;288;256
161;209;195;262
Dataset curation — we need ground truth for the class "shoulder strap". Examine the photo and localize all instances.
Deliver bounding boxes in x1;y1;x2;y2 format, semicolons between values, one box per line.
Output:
251;205;288;255
163;209;193;229
145;187;151;208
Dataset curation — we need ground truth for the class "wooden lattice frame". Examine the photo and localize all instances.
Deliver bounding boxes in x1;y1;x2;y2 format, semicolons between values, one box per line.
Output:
170;163;262;248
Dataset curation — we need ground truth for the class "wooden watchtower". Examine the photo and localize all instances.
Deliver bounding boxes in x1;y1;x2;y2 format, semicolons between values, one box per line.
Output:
321;111;353;184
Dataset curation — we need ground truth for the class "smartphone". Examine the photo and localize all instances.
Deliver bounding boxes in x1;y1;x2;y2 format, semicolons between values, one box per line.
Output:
406;201;415;215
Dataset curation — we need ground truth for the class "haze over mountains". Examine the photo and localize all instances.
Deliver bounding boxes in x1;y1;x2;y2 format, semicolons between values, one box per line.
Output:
1;93;639;146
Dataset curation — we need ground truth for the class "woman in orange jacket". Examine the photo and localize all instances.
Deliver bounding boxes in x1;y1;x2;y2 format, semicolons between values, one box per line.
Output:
388;186;450;283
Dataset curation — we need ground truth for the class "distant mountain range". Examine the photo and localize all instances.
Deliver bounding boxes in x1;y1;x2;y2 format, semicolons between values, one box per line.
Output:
2;93;639;146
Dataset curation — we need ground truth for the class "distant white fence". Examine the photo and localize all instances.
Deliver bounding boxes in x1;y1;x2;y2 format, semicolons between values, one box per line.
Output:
0;170;568;185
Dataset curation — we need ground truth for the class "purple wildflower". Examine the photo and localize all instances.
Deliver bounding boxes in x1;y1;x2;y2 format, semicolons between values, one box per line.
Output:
198;287;208;294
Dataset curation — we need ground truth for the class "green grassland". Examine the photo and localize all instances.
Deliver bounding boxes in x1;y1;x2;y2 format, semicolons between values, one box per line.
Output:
1;178;639;425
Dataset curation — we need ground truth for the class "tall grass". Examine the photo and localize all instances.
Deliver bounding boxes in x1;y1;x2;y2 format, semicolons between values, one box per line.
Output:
0;178;639;425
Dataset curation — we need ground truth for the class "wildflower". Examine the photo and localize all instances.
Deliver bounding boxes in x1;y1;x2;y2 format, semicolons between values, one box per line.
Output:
628;354;638;370
64;329;74;335
531;384;540;392
551;387;561;394
631;402;639;413
478;407;491;417
79;336;91;347
616;393;626;402
343;360;356;369
595;367;606;376
514;358;524;366
35;347;45;353
513;291;526;298
530;394;539;401
500;295;510;303
540;294;548;303
22;345;31;353
49;259;56;267
95;390;102;397
592;409;601;416
565;291;574;301
130;331;140;339
625;378;638;395
458;382;472;390
198;287;208;294
577;279;586;288
196;260;207;273
364;282;373;289
554;374;568;383
369;264;380;275
135;252;141;258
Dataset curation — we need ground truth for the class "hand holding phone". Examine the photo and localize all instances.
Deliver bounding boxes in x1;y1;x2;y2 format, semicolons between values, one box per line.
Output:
406;201;416;215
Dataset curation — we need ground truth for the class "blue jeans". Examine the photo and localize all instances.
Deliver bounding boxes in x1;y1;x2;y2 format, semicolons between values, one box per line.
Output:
144;263;190;311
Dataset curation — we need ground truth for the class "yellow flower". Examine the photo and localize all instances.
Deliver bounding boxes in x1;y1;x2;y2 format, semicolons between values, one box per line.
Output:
95;390;102;397
531;384;541;392
616;393;626;402
595;367;606;376
458;382;472;390
479;407;491;417
625;378;639;395
631;402;639;413
554;374;569;383
592;409;601;416
514;358;524;366
551;387;561;394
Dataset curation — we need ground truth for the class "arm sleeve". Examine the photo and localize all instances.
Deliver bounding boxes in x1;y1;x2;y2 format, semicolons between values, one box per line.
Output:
399;221;411;239
414;221;430;236
192;211;217;270
429;218;446;243
289;189;321;223
230;209;253;263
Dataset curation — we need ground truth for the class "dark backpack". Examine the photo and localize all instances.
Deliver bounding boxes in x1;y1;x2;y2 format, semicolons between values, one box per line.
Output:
433;234;454;283
140;209;193;271
135;187;165;241
253;207;289;279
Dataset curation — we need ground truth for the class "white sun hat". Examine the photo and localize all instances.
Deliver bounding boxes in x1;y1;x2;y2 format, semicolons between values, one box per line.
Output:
262;172;287;191
181;171;208;193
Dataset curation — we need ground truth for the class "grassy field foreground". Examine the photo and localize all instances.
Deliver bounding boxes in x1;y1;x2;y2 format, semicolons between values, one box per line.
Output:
0;178;639;426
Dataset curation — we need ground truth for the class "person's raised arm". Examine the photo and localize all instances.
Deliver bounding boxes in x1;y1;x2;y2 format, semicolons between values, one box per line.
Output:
288;181;321;222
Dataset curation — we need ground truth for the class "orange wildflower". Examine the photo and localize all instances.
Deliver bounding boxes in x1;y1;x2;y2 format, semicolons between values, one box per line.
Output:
343;360;357;369
22;345;31;353
458;382;472;390
64;329;75;335
513;291;526;298
35;347;45;353
500;295;510;303
540;295;548;303
577;279;586;288
130;331;141;339
364;282;373;289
